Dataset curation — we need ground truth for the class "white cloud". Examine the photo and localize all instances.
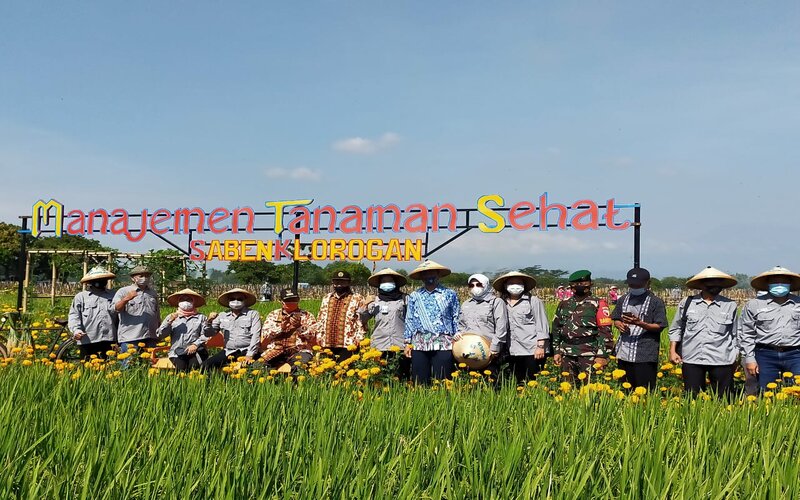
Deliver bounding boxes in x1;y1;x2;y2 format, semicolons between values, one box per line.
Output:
331;132;401;154
264;167;322;182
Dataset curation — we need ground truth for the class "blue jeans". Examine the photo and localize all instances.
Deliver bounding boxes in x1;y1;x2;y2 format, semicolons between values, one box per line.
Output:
119;338;157;368
411;350;454;385
754;347;800;390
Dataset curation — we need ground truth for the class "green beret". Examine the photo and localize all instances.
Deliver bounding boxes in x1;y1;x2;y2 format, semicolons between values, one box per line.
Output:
568;270;592;282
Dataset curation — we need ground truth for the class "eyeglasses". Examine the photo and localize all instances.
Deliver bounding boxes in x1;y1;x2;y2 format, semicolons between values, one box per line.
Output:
467;283;484;288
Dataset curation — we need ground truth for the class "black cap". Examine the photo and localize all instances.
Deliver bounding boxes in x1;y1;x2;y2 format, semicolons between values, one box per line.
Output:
626;268;651;285
331;270;351;282
280;288;300;301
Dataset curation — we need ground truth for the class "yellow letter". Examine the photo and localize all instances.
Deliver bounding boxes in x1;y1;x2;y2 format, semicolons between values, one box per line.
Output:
477;195;506;233
265;199;313;234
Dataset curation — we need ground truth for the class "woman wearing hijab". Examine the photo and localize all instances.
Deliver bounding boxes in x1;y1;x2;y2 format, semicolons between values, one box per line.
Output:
493;271;550;384
157;288;209;372
359;268;411;379
457;273;508;380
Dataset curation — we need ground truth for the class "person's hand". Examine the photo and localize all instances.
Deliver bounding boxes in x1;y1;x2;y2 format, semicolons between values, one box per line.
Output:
167;313;179;323
553;353;562;366
404;344;412;358
746;362;759;377
243;356;254;366
124;289;139;302
72;331;85;341
614;320;630;333
186;344;198;355
534;347;545;360
592;357;609;368
364;295;376;306
207;312;218;324
453;332;463;342
669;350;682;364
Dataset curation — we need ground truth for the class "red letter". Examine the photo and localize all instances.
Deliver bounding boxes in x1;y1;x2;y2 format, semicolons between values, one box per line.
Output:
605;199;631;230
570;200;599;230
150;209;171;235
190;240;206;261
509;201;535;230
538;193;568;230
208;208;230;234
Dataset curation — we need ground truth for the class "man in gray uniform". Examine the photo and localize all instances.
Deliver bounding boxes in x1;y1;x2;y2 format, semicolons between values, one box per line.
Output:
68;266;118;360
113;266;160;360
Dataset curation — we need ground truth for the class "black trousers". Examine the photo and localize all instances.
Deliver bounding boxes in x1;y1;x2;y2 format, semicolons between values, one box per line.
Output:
507;355;545;384
381;351;412;381
411;350;454;385
329;347;352;361
202;349;247;372
171;349;209;372
682;363;736;397
617;360;658;390
78;341;114;360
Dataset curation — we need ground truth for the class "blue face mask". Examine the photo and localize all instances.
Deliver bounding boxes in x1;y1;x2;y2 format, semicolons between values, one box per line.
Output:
379;283;396;292
769;283;791;297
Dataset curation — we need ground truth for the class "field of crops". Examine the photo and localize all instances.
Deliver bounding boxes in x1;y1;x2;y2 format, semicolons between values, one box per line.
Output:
2;291;800;498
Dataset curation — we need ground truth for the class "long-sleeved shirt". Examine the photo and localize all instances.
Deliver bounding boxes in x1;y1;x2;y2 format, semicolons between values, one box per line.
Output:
314;292;366;348
668;295;739;365
68;289;117;344
458;294;508;353
157;313;208;358
611;292;668;363
358;297;406;351
260;309;317;362
738;294;800;364
112;285;160;343
403;285;460;351
205;308;262;358
505;294;550;356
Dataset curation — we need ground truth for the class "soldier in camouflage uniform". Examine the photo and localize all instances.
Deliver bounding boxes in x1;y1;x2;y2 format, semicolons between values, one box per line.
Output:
551;270;614;382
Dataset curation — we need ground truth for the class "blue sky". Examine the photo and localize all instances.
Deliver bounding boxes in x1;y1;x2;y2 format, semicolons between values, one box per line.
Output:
1;1;798;278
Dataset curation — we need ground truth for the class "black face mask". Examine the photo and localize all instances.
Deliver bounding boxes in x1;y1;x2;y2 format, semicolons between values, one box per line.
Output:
334;285;350;294
89;280;107;290
424;277;438;286
705;286;723;296
572;285;590;296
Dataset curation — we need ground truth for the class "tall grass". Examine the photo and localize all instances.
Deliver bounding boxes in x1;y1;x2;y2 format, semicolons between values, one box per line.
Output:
0;365;798;498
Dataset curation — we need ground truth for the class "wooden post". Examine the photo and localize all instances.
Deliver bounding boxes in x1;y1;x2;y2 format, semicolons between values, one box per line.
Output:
82;252;89;291
22;252;31;313
50;259;57;307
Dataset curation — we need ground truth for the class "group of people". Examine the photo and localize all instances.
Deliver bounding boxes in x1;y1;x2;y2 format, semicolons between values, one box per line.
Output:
67;260;800;395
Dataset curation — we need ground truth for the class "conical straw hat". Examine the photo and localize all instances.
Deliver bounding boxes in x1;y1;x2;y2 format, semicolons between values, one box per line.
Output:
685;266;737;290
750;266;800;292
409;260;451;280
167;288;206;307
492;271;537;293
368;268;408;288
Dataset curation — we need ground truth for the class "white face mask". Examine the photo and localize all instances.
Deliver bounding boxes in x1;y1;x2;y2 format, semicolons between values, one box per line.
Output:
178;301;194;311
135;276;149;287
469;285;485;297
379;282;396;292
228;300;244;310
506;284;525;296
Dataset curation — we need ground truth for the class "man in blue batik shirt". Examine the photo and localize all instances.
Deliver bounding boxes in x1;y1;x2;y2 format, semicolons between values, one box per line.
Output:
404;260;460;385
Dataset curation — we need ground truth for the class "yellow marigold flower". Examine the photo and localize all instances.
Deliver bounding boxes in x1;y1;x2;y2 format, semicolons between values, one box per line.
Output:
767;382;778;390
117;352;130;360
554;395;564;402
764;391;774;398
359;338;371;347
451;371;460;378
483;370;492;376
312;345;321;351
561;371;570;377
660;363;674;371
258;377;266;383
137;342;146;348
251;370;260;376
106;350;116;357
634;386;647;396
776;393;788;401
747;395;758;402
71;371;81;380
297;375;306;382
592;363;601;370
577;372;587;380
734;371;742;378
346;369;356;377
346;344;358;351
657;372;664;378
369;367;381;375
782;372;794;378
622;382;632;389
389;345;401;353
527;380;538;388
631;395;640;403
140;352;150;359
458;362;467;369
559;382;571;393
539;370;550;376
470;379;478;385
21;360;33;367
